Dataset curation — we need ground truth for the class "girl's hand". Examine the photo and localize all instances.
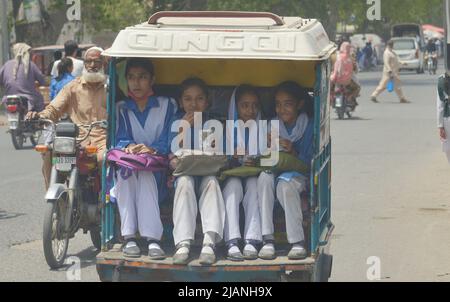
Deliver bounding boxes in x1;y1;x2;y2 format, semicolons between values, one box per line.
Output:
169;157;179;170
124;144;139;154
125;144;148;154
440;127;447;140
182;112;195;126
138;145;156;154
280;139;294;154
244;157;257;167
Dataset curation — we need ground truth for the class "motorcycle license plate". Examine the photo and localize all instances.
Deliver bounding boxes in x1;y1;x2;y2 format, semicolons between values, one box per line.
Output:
335;97;343;108
7;113;19;130
54;157;76;171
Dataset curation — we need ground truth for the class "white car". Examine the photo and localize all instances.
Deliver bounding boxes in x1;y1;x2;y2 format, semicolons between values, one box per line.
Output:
392;37;424;73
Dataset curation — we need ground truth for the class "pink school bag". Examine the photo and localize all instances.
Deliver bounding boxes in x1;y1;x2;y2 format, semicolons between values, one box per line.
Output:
107;149;168;173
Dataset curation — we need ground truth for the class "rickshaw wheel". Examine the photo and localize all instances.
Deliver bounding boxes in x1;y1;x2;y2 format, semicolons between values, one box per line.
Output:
43;196;70;269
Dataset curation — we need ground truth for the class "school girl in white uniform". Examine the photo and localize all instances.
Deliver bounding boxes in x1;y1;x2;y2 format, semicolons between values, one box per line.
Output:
258;81;314;261
170;78;226;265
222;84;276;261
113;58;177;259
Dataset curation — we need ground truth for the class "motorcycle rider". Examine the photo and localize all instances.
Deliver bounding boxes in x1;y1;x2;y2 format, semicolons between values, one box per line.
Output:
362;41;374;70
426;39;438;71
27;47;108;188
331;42;360;107
0;43;46;111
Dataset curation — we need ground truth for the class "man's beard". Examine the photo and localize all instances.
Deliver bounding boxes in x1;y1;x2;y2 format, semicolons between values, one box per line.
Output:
82;67;106;83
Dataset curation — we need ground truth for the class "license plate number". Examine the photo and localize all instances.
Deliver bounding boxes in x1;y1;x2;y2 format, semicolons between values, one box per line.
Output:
7;113;19;129
54;157;76;171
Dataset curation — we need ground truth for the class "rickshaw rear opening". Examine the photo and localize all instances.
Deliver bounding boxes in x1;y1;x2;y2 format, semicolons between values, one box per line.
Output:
96;11;335;282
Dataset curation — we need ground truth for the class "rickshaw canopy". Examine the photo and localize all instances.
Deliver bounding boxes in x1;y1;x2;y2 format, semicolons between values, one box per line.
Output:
103;12;336;88
103;11;335;61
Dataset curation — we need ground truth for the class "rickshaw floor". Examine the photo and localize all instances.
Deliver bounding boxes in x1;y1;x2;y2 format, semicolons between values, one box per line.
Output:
97;243;315;268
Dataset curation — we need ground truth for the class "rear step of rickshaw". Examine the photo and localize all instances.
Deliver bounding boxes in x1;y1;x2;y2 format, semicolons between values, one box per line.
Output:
96;199;315;282
96;243;316;282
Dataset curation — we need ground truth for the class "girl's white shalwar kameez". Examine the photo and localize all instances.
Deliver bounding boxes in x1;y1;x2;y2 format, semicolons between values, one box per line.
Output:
222;89;274;244
171;113;226;247
113;97;176;241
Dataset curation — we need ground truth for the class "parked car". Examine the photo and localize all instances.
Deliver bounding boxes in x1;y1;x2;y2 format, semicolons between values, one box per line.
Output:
392;37;424;73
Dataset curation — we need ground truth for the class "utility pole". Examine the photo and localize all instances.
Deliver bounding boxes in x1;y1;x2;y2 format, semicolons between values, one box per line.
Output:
0;0;10;65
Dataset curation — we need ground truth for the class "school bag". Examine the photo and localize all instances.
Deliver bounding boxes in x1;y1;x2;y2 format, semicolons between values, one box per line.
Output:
172;149;228;177
107;148;168;173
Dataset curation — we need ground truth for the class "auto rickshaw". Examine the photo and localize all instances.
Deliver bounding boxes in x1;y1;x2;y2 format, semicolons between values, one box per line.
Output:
96;11;335;282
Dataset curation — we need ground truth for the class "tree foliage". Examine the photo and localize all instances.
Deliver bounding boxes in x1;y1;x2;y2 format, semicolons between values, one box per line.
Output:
48;0;446;38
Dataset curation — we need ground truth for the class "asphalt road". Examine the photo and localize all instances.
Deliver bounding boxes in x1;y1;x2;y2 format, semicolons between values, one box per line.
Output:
330;63;450;282
0;64;448;282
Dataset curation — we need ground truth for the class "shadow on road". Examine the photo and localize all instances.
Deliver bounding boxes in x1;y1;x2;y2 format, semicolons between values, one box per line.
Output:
332;117;372;121
0;209;25;220
50;247;100;272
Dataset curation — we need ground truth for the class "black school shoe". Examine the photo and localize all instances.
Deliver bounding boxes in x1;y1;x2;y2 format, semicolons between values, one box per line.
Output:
148;240;166;260
123;239;141;258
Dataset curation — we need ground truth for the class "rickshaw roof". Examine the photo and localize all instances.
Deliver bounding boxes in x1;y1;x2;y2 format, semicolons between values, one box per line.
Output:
103;12;336;61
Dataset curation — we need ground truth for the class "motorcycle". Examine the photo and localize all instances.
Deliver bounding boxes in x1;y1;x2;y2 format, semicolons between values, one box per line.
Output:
4;95;42;149
425;51;438;75
332;84;356;120
35;118;107;269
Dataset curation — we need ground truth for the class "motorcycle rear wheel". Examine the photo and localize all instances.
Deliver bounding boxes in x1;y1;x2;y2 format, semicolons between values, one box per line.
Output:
43;196;70;269
10;130;24;150
337;108;345;120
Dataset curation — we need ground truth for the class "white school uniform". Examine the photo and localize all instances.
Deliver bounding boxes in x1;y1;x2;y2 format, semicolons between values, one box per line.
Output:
171;113;226;247
172;175;225;246
222;88;275;243
114;97;171;240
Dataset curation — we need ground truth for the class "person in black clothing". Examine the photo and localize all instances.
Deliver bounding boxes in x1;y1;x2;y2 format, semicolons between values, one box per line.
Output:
47;50;62;76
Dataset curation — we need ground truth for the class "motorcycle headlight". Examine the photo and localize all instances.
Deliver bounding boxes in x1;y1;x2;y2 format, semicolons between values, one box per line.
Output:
53;137;76;154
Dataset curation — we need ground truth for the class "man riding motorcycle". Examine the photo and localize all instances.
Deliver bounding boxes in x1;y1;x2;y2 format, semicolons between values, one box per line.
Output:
425;39;438;73
0;43;46;111
27;47;108;189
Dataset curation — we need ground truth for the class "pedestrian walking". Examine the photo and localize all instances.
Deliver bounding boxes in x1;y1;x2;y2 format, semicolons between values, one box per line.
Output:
371;40;409;104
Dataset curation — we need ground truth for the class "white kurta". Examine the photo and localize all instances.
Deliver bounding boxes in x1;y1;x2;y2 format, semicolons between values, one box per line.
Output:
172;176;225;246
115;98;169;240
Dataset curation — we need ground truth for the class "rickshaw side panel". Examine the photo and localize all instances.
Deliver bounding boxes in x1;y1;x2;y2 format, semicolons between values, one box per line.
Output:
310;61;333;254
